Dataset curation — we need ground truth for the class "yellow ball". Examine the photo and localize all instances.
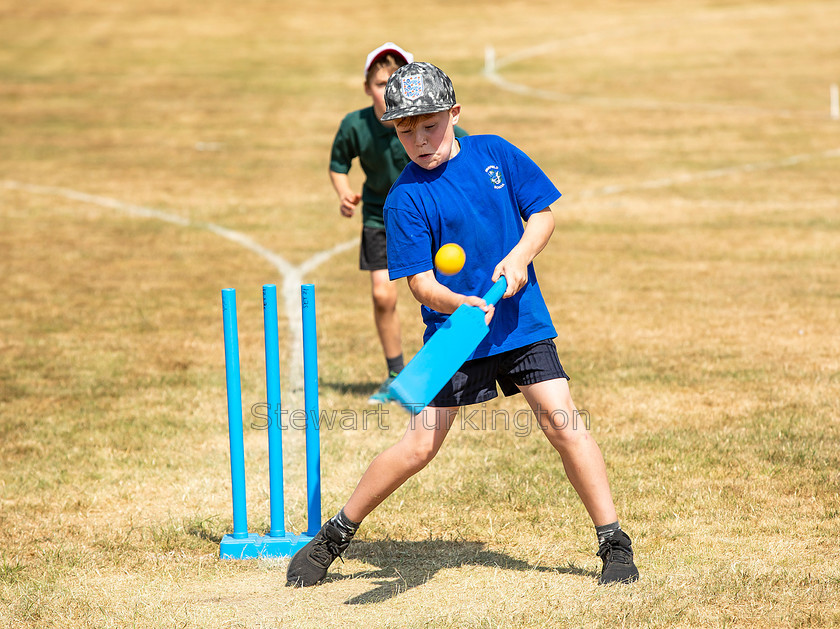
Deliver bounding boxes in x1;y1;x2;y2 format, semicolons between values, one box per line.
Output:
434;243;466;275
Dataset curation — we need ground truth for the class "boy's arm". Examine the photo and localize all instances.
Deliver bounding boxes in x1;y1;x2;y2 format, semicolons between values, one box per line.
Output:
328;170;361;218
492;207;555;298
407;270;495;322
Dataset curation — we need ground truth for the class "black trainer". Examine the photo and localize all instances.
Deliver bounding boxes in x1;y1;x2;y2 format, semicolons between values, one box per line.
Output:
596;530;640;585
286;520;353;587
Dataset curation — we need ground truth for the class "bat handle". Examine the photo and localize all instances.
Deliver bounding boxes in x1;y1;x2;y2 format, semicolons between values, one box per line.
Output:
482;276;508;306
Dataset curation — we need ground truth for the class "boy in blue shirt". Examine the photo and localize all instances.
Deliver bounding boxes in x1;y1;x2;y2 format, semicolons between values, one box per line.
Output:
289;62;639;587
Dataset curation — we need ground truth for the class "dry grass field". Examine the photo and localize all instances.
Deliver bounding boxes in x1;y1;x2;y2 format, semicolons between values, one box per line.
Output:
2;0;839;627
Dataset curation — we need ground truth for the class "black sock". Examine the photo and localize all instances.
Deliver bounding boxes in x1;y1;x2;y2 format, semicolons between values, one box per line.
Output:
330;509;360;541
386;354;404;376
595;521;621;545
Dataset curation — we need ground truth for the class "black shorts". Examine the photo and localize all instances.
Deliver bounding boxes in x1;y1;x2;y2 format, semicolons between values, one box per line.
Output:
359;226;388;271
430;339;570;407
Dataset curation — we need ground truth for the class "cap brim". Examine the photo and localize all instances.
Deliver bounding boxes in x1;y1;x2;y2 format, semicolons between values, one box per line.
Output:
380;103;452;122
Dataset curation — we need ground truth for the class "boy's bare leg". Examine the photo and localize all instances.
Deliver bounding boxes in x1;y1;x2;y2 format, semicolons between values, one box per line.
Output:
519;379;618;526
370;269;401;360
343;406;457;523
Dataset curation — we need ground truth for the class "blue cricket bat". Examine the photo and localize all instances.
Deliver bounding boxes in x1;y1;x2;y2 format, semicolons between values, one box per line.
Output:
388;277;507;413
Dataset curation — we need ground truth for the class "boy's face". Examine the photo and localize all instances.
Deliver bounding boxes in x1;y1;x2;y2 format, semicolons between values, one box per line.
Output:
365;66;395;127
394;105;461;170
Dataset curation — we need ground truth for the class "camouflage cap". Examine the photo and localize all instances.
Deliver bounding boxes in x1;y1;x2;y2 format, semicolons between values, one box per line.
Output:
380;62;456;122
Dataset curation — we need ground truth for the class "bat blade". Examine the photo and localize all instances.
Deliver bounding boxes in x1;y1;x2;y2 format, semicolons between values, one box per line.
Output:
388;277;507;413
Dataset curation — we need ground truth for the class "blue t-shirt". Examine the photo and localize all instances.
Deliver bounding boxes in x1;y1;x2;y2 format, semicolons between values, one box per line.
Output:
384;134;562;359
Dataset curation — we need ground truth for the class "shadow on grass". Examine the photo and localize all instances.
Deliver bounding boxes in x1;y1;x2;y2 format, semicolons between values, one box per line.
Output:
333;538;597;605
320;380;381;397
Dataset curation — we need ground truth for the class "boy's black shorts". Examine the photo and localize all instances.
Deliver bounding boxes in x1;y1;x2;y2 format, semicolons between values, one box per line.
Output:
359;226;388;271
430;339;570;408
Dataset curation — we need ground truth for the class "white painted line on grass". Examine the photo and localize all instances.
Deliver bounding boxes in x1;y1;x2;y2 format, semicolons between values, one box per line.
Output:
3;181;192;226
484;52;815;118
2;179;355;392
578;147;840;198
483;15;831;121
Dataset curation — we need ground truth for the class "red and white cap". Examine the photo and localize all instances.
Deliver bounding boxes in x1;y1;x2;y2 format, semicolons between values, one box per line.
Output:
364;42;414;77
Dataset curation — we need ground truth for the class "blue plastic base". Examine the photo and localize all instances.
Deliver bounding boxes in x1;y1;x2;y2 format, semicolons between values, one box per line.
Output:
219;532;315;559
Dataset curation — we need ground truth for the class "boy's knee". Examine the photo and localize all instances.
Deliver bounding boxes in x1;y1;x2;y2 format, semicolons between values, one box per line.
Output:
401;442;438;472
371;283;397;310
536;406;581;431
538;409;592;446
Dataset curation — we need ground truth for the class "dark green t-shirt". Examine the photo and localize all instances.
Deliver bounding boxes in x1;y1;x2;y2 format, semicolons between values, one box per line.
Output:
329;106;468;228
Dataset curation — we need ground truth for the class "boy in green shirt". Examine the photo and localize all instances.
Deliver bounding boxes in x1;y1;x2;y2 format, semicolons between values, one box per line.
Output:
328;43;467;403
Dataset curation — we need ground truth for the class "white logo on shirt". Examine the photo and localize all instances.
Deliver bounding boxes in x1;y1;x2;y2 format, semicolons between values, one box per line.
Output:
485;165;505;189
